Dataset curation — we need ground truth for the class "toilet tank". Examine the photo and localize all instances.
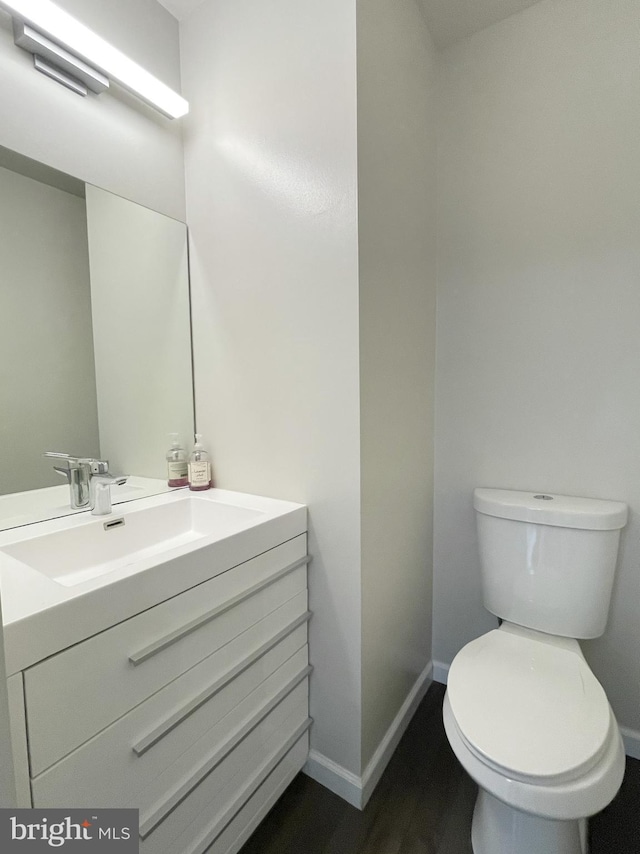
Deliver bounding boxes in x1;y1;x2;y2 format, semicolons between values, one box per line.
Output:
474;488;628;638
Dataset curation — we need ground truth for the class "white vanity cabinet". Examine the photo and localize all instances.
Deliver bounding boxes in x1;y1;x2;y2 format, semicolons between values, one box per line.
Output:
7;530;311;854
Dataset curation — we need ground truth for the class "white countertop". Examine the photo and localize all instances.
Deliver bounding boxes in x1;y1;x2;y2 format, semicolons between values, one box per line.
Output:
0;488;307;675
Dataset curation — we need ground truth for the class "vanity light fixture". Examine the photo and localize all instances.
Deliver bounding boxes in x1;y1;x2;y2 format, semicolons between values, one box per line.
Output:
0;0;189;118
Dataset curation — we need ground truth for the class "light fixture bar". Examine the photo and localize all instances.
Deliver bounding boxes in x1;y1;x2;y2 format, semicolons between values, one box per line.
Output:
33;54;87;96
0;0;189;119
14;22;109;94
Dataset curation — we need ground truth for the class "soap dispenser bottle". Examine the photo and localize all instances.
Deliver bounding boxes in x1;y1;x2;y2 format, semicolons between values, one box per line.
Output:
188;434;213;491
166;433;188;487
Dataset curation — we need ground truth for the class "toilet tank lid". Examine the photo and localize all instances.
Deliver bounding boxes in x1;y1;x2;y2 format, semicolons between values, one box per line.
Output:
473;488;628;530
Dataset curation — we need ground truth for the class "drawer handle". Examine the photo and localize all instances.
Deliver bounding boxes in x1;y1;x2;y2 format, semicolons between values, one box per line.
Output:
128;555;310;666
132;610;312;757
139;664;312;837
182;720;311;854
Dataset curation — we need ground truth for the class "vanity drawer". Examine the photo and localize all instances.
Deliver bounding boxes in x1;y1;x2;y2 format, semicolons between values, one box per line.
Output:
32;610;309;811
164;728;310;854
203;733;309;854
25;534;308;775
140;688;310;854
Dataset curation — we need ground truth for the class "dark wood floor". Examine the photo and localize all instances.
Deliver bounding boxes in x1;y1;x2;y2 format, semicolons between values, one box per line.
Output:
240;682;640;854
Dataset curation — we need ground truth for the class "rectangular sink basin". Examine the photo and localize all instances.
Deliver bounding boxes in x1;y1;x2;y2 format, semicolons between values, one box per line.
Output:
1;495;264;588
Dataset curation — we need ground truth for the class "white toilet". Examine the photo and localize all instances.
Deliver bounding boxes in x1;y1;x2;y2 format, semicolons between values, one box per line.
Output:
443;488;628;854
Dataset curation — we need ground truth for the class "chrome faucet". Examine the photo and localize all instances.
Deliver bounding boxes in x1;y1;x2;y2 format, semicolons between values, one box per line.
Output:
88;461;128;516
44;453;127;515
44;452;93;509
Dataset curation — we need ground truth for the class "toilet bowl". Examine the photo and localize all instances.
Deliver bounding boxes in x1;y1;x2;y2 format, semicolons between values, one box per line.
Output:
444;488;628;854
443;624;625;854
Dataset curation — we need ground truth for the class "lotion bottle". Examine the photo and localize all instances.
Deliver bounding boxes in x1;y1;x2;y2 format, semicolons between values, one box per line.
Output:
188;434;212;491
166;433;188;487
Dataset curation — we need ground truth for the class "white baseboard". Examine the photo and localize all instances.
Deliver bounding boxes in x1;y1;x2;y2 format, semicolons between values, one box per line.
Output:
303;661;433;809
303;748;362;808
360;661;433;806
432;659;450;684
620;726;640;760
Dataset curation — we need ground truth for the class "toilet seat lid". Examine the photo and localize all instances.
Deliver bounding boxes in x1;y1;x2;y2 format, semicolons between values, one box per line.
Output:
447;629;611;784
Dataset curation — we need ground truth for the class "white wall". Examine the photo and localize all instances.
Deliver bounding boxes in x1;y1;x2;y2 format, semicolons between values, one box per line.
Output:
434;0;640;744
85;185;193;479
357;0;437;768
0;0;185;220
0;167;99;494
181;0;363;777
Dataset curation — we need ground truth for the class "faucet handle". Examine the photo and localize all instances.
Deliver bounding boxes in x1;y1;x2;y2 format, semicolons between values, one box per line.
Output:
44;453;112;470
43;452;96;469
44;451;79;465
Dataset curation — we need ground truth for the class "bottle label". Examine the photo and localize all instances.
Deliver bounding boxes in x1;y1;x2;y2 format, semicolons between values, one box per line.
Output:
168;460;188;479
189;461;211;487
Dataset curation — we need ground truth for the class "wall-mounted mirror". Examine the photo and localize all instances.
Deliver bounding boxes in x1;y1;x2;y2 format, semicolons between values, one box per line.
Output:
0;144;194;531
